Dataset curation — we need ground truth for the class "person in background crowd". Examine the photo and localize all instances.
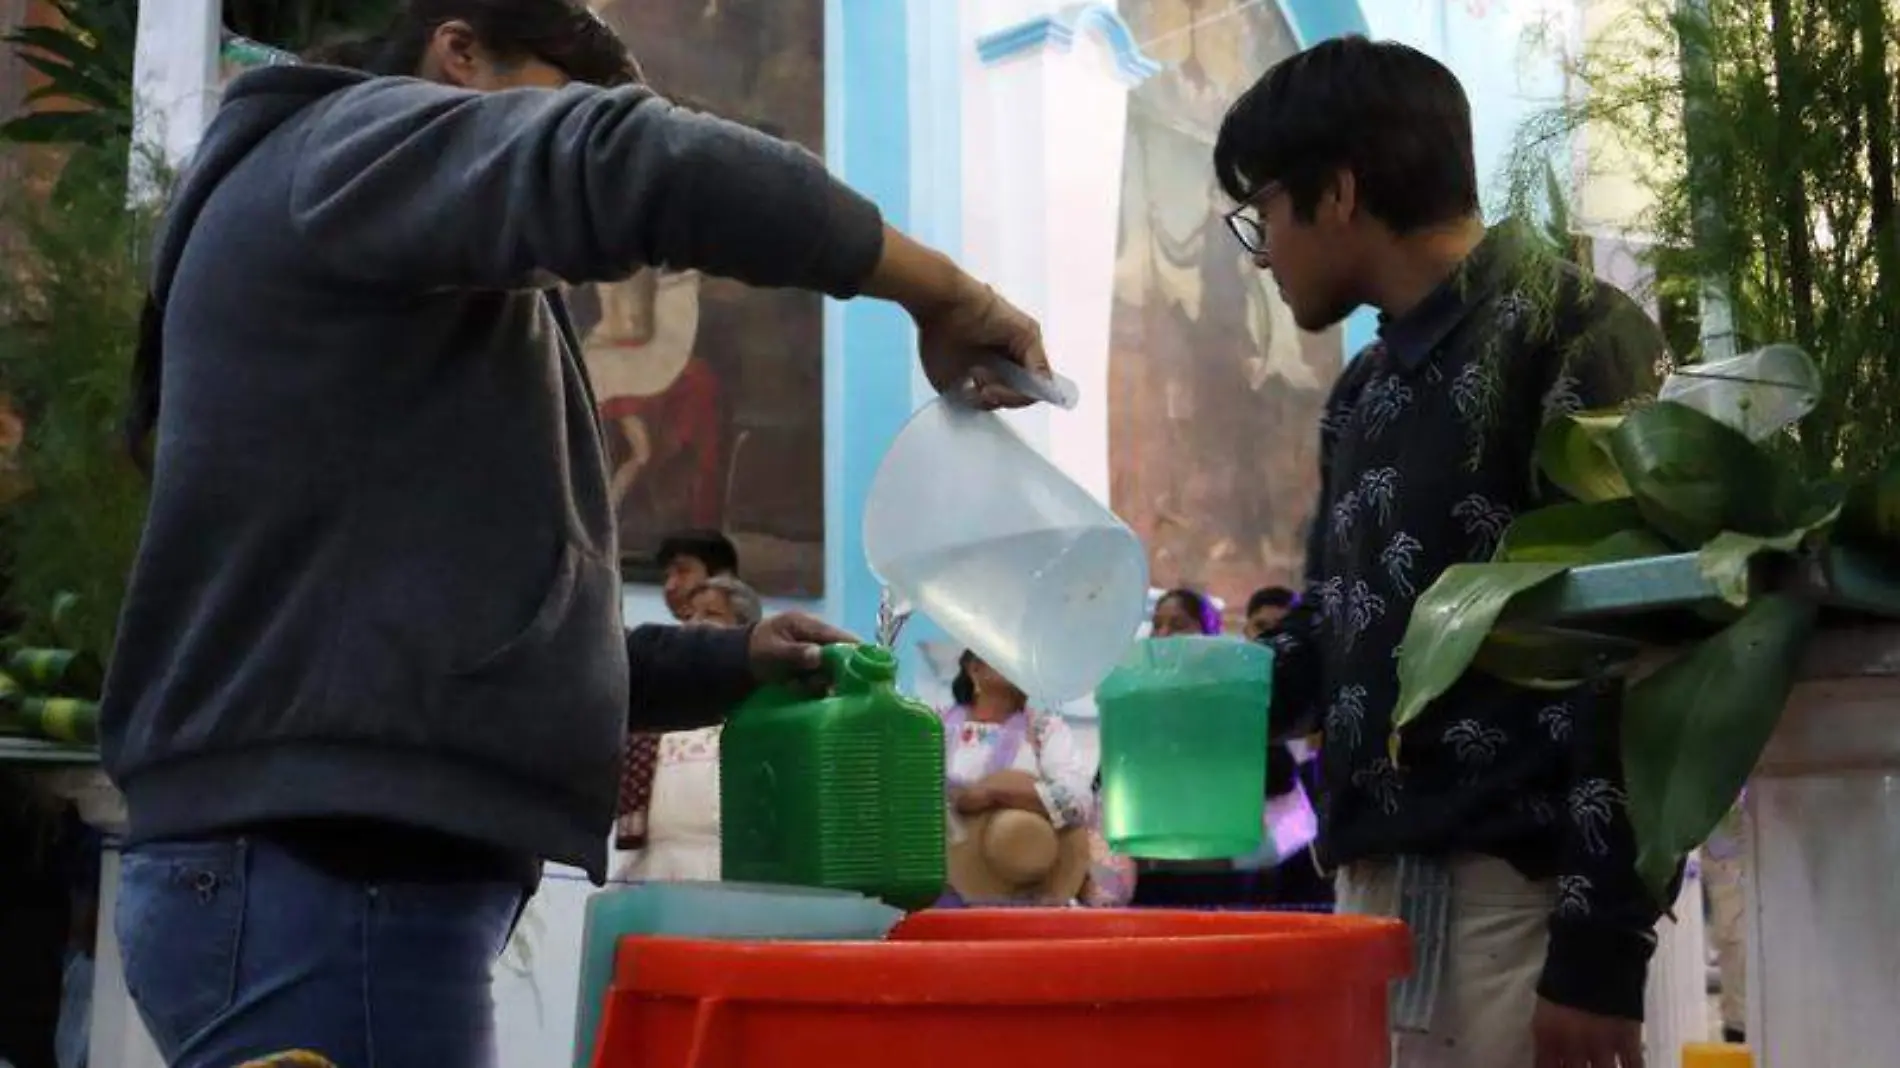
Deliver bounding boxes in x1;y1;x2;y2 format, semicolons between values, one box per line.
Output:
1702;803;1747;1044
614;576;765;883
1241;582;1330;910
1243;585;1298;639
102;1;1050;1063
938;651;1094;905
617;530;745;856
1150;587;1221;637
657;529;740;621
1217;35;1665;1066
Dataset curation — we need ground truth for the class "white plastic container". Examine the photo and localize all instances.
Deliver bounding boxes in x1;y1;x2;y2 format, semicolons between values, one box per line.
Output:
864;399;1148;704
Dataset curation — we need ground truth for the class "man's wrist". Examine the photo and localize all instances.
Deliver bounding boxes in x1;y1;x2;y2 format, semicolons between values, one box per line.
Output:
1539;923;1653;1021
859;225;972;322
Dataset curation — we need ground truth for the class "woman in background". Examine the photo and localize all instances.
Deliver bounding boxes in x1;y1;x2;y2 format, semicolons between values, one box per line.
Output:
938;651;1094;904
612;576;764;882
1150;587;1221;637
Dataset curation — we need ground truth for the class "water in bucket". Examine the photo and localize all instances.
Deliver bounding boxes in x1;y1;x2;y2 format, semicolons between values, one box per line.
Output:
1097;636;1273;859
865;399;1148;704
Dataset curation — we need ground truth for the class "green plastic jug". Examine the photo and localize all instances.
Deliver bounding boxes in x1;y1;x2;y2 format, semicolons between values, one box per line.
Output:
719;643;946;910
1096;636;1273;860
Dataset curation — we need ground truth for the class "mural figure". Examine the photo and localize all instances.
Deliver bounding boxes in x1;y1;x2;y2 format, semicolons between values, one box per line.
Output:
581;0;826;597
1109;0;1343;623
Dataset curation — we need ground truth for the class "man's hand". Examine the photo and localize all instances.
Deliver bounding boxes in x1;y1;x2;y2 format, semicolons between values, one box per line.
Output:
911;280;1049;410
746;612;856;685
1533;998;1645;1068
859;226;1052;410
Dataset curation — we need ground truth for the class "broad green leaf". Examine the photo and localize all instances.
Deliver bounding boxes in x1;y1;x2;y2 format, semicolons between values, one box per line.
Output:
1391;562;1572;757
1606;401;1801;547
1696;498;1839;607
1537;410;1630;503
1495;499;1666;563
1622;593;1818;905
1472;624;1643;690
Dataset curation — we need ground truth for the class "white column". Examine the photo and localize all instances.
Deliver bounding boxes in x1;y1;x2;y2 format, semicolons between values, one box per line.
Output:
1744;626;1900;1067
128;0;220;203
961;2;1158;502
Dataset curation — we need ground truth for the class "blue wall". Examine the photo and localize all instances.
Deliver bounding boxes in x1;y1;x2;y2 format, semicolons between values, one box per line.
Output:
823;0;919;639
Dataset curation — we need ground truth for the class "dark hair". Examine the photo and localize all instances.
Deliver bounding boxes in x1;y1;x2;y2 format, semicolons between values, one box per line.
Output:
951;649;977;706
1212;35;1477;234
1246;586;1298;615
1157;588;1220;636
657;530;739;577
314;0;640;85
126;2;640;471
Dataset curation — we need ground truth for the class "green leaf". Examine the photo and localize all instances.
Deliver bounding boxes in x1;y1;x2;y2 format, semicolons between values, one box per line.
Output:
1495;499;1666;563
1606;401;1800;547
1696;496;1840;607
0;109;122;145
1536;410;1630;503
1621;593;1818;905
1472;624;1643;690
1391;562;1572;754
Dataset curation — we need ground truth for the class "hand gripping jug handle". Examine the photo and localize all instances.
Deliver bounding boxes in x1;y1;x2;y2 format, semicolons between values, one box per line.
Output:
732;643;860;715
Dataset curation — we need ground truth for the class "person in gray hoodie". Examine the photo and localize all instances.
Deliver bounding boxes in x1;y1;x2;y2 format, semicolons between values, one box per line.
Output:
101;3;1051;1065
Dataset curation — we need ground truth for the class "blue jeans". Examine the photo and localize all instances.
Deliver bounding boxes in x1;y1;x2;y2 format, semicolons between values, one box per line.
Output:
115;836;522;1068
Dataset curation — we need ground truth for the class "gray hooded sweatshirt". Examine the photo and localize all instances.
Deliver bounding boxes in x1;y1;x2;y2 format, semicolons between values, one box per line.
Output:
100;65;884;882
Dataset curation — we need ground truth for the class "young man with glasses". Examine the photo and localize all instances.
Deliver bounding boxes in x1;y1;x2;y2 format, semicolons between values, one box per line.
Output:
1215;36;1671;1068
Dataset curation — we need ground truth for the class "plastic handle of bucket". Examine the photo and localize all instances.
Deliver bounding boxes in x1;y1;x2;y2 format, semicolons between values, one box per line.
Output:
683;996;733;1068
729;642;858;716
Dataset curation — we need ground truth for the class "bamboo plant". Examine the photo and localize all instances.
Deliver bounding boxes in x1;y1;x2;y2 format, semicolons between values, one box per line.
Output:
1392;0;1900;903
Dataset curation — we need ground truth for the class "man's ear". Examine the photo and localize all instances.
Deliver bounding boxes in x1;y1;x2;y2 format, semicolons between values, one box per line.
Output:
423;20;483;88
1324;168;1359;225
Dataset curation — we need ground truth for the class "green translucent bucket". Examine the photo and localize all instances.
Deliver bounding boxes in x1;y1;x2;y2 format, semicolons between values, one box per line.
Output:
1097;637;1273;860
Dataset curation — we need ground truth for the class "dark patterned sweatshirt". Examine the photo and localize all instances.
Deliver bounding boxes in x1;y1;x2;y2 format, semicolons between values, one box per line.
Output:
1267;224;1671;1020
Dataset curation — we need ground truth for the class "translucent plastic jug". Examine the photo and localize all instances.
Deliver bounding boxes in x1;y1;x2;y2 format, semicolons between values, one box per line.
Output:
720;643;946;910
571;882;901;1068
1097;637;1273;859
864;399;1149;703
1659;343;1820;441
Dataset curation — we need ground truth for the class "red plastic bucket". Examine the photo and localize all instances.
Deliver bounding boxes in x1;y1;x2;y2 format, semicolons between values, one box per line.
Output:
591;908;1410;1068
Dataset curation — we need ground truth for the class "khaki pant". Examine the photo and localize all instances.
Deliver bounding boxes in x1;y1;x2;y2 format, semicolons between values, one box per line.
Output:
1337;855;1554;1068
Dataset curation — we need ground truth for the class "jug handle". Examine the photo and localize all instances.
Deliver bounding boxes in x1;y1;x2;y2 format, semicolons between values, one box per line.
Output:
731;642;859;714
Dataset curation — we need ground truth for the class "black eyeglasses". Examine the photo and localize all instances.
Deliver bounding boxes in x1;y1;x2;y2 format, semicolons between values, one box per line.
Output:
1224;181;1280;257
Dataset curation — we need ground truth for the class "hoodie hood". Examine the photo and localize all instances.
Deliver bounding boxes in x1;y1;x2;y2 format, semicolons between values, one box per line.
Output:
152;66;373;302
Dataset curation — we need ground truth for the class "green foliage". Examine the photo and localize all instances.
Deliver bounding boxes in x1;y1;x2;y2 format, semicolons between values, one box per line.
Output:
0;171;155;663
1392;399;1900;903
0;0;137;196
1502;0;1900;482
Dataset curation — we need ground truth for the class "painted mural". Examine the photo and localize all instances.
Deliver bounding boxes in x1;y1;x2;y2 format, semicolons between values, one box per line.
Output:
576;0;826;598
1108;0;1343;623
